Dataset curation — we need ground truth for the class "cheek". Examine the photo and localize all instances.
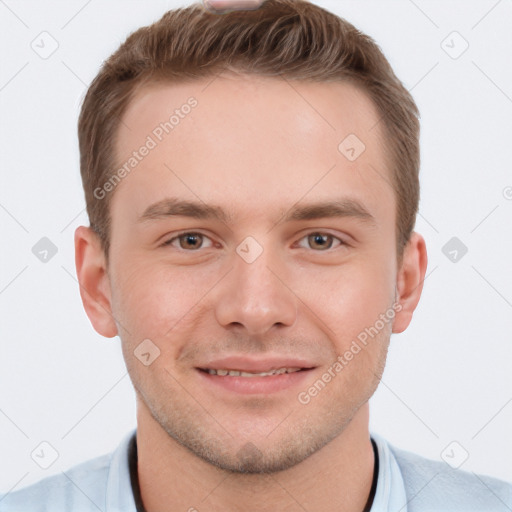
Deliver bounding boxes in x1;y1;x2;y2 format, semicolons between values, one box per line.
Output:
296;256;396;341
110;258;220;343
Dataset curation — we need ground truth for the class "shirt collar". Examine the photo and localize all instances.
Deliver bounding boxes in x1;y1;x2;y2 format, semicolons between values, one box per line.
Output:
370;431;408;511
106;428;138;512
105;428;407;512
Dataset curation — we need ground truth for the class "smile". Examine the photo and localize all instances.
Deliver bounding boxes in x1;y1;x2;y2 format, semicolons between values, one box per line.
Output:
201;367;303;377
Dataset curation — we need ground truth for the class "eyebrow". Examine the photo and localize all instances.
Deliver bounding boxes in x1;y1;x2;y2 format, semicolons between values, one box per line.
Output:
138;197;376;226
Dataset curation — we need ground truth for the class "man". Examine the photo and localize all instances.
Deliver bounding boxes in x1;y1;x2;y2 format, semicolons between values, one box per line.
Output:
1;0;510;510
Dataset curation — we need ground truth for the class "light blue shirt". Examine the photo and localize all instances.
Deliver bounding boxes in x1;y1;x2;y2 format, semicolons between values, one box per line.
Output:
1;429;511;511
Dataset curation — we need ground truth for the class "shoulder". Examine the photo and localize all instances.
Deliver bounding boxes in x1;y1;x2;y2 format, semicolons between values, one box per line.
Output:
388;441;512;511
0;451;112;512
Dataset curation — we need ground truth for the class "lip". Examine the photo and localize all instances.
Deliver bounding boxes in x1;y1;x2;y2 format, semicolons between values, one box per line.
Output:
197;356;317;373
196;367;315;394
195;356;317;395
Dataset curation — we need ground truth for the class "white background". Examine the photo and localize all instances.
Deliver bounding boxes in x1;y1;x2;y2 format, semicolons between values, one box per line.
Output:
1;0;511;493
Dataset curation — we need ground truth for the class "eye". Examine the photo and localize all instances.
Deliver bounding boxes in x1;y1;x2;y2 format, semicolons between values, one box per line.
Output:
162;231;346;252
162;232;214;251
296;232;345;251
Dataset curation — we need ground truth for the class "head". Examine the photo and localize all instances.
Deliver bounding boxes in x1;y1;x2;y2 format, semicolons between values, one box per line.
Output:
75;0;427;474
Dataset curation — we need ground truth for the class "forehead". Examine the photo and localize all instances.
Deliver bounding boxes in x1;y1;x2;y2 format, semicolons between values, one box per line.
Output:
112;74;395;229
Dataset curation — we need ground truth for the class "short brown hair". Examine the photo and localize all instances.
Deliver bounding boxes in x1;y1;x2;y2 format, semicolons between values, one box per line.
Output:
78;0;420;263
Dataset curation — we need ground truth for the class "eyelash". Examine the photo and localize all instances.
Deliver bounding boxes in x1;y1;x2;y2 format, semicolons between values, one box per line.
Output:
162;231;347;252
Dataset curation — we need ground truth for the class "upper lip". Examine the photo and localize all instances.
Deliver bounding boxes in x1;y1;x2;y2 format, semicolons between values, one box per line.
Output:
197;356;317;372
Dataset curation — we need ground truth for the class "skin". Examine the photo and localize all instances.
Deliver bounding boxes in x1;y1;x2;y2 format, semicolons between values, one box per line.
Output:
75;73;427;512
204;0;264;13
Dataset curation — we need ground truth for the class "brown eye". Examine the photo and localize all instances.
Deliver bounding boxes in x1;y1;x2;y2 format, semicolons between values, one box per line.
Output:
308;233;333;250
179;233;203;250
163;232;213;250
297;232;344;251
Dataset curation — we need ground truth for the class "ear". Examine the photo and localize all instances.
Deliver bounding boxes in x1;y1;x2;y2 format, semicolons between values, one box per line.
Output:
74;226;118;338
392;231;428;334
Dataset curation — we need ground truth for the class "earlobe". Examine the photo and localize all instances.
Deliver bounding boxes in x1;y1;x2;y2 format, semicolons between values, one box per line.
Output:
74;226;118;338
392;231;428;334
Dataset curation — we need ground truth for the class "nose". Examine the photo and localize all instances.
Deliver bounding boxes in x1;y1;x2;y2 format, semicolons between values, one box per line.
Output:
214;244;298;336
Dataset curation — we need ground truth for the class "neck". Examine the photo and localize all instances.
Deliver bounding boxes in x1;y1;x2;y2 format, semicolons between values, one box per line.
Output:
136;400;375;512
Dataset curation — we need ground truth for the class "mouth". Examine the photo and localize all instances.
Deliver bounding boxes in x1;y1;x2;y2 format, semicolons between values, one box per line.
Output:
198;367;309;377
195;359;316;395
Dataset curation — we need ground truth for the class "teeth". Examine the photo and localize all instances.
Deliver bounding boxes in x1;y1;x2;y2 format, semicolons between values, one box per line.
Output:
206;367;302;377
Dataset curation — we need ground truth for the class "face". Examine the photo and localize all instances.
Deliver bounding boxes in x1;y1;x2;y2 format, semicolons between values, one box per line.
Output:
98;74;404;473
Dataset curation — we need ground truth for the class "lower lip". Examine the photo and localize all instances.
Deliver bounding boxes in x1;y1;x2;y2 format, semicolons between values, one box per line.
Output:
196;368;315;395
